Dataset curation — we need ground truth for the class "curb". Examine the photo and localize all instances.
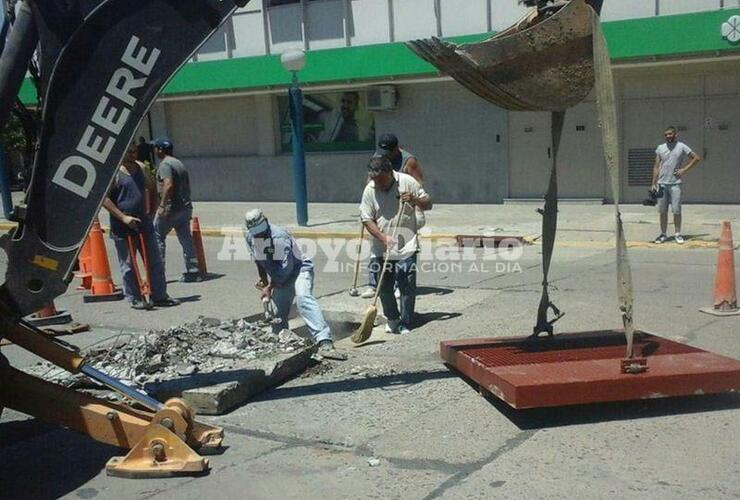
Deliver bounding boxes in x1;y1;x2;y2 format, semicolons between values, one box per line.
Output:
209;227;460;243
0;221;459;243
543;239;721;249
0;221;722;248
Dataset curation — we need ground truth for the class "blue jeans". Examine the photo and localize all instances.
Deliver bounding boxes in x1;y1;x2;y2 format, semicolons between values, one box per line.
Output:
656;183;682;215
154;207;199;275
376;254;417;329
368;258;398;293
112;221;168;303
270;269;331;343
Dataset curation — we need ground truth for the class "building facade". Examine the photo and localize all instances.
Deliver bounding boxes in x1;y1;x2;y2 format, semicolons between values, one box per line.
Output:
130;0;740;204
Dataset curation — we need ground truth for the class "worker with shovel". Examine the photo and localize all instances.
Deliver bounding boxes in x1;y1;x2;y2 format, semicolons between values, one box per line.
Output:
245;209;347;361
358;156;432;336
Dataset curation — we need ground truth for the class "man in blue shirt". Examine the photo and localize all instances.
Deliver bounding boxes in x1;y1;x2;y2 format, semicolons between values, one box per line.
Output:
102;142;180;310
245;209;346;360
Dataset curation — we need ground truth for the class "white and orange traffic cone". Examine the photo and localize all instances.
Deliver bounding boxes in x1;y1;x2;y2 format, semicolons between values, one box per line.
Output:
192;216;208;277
75;236;93;290
24;301;72;327
700;221;740;316
83;218;124;303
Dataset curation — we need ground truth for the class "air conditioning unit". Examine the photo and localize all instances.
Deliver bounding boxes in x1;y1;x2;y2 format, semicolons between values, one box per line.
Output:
367;85;397;111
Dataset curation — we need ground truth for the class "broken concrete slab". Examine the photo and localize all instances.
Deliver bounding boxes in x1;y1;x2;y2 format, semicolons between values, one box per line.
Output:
180;344;317;415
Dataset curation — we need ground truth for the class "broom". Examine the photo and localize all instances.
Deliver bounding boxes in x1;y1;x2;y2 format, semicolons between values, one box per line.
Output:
348;222;365;297
351;201;406;344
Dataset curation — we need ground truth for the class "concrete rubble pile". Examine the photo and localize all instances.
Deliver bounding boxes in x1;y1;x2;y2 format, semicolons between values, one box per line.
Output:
30;316;310;391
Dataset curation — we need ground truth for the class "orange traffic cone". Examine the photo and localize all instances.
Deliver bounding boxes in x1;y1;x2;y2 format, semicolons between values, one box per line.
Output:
83;218;124;303
25;300;72;327
700;221;740;316
192;216;208;276
75;236;93;290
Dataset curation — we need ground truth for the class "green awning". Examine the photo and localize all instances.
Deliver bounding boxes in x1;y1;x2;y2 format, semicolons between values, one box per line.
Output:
19;7;740;104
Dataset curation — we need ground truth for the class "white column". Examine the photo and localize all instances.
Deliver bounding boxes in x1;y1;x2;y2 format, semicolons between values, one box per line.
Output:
254;94;278;156
148;101;169;140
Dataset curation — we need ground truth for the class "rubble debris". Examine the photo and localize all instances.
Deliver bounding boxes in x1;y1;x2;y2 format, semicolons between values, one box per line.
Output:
348;364;397;379
367;458;381;467
300;360;334;378
28;316;312;391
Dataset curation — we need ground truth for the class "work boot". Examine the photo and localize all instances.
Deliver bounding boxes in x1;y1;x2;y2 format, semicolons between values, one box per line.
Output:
131;299;153;311
180;272;203;283
153;296;180;307
317;340;347;361
360;287;376;299
654;234;667;244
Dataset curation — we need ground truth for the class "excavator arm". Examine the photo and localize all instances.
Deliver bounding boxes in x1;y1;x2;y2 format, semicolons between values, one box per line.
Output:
0;0;249;478
0;0;248;316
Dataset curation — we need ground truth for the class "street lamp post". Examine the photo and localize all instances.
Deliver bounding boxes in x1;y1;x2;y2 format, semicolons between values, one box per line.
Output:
281;48;308;227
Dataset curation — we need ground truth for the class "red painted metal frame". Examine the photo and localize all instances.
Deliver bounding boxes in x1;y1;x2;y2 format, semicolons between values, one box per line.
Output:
441;330;740;409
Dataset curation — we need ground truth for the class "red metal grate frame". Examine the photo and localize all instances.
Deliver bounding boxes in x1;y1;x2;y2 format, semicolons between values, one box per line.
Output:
441;330;740;409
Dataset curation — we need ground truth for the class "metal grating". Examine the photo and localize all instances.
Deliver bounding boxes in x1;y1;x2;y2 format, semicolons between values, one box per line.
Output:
627;148;655;186
441;330;740;409
455;235;525;248
464;333;698;367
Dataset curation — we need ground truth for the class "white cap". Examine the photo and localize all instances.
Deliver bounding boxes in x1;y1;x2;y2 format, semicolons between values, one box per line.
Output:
245;209;269;235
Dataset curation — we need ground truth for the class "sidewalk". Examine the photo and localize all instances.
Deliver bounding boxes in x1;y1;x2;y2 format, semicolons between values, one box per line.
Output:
159;201;740;248
1;193;738;248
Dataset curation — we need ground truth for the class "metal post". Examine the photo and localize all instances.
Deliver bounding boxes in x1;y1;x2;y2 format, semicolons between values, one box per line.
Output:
288;73;308;226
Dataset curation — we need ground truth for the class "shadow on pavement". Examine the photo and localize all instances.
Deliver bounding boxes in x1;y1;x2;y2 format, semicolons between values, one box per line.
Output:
201;272;226;282
416;286;454;297
474;384;740;430
414;311;462;328
305;218;357;229
0;419;116;499
258;370;457;402
173;294;201;303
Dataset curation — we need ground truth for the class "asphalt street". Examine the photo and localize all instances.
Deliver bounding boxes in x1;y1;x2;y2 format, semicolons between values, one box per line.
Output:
1;233;739;499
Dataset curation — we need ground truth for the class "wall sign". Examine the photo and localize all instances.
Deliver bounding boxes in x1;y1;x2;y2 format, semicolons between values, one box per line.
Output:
721;15;740;44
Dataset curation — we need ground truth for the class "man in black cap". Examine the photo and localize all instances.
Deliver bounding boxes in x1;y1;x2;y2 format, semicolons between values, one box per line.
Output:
360;133;426;299
152;138;201;282
375;133;424;183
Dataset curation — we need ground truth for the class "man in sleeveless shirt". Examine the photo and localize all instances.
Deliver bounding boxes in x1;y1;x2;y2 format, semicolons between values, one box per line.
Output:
361;133;426;299
102;143;180;310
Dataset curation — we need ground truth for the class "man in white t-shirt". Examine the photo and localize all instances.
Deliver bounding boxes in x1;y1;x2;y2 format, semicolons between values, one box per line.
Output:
651;126;701;244
359;156;432;334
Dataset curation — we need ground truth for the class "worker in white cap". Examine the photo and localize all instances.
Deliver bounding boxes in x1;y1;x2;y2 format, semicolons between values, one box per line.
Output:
244;209;347;360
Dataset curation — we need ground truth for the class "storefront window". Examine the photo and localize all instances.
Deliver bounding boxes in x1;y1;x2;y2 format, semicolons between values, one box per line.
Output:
278;90;376;153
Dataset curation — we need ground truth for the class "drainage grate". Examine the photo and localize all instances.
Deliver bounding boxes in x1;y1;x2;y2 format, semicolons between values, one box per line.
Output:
456;235;525;248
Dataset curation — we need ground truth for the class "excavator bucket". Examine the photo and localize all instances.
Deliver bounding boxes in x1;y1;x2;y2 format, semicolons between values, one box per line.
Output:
406;0;597;111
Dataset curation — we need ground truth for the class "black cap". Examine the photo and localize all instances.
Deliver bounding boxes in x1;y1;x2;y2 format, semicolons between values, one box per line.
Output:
151;138;173;150
375;133;398;156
